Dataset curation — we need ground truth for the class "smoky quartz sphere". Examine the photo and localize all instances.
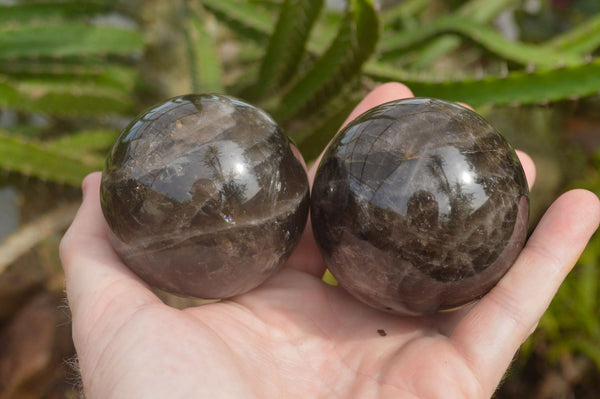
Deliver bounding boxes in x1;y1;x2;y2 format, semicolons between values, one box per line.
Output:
101;94;309;299
311;98;529;315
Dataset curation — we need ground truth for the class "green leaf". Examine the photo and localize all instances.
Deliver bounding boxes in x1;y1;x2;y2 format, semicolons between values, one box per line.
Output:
183;6;224;93
381;0;428;26
202;0;273;43
17;78;133;115
255;0;324;97
274;0;379;122
0;75;133;116
402;0;521;69
322;269;338;286
0;125;42;138
202;0;332;56
295;96;360;161
306;8;343;55
380;16;583;68
27;92;133;116
546;13;600;55
407;34;462;69
16;72;133;99
45;129;119;155
367;59;600;107
0;133;98;185
456;0;521;22
0;79;24;107
0;24;144;60
0;1;110;25
364;59;476;85
291;79;363;161
576;258;598;318
0;63;137;92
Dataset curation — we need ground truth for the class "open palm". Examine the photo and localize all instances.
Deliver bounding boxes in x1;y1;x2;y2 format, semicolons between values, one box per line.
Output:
60;83;600;399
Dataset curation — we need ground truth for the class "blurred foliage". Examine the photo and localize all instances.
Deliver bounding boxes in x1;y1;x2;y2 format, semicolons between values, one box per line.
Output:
1;0;600;396
2;0;600;181
0;0;140;184
534;153;600;367
503;150;600;397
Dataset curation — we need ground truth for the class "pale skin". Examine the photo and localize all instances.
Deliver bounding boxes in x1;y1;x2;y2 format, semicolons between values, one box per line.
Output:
60;83;600;398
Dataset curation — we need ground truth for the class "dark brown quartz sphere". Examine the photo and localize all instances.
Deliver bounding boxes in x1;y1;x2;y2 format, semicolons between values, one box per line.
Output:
311;98;529;315
101;94;309;299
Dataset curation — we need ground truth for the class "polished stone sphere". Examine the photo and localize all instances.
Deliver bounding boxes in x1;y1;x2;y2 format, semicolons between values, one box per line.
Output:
311;98;529;315
101;94;310;299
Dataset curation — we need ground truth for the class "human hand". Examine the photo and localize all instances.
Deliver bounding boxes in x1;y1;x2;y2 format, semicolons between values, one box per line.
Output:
60;83;600;398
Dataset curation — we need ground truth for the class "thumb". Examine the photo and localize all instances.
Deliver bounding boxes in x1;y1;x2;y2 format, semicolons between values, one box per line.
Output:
60;172;160;348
